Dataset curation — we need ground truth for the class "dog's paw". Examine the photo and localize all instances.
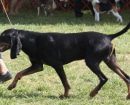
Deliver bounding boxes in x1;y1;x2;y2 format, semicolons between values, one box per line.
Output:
126;94;130;99
59;94;69;99
7;84;16;90
89;91;98;97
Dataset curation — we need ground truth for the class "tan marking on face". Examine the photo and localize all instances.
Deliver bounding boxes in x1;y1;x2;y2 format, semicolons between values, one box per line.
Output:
0;43;10;52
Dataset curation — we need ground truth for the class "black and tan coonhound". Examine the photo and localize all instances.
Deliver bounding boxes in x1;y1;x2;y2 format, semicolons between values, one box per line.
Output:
0;23;130;99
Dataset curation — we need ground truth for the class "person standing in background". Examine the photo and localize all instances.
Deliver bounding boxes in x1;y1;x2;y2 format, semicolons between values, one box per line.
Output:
74;0;83;17
9;0;24;15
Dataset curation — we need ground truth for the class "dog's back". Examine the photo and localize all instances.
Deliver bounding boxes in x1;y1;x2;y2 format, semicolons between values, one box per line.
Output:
25;32;110;64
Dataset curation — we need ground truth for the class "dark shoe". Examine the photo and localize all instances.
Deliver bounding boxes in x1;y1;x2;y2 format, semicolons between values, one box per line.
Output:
0;72;12;83
75;12;83;17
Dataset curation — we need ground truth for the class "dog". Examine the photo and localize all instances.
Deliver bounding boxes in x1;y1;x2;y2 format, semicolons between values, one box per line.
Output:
9;0;56;16
0;23;130;99
37;0;57;16
88;0;123;22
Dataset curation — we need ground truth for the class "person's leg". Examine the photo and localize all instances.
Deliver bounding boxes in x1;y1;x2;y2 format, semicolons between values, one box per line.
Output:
9;0;18;15
0;53;12;83
74;0;83;17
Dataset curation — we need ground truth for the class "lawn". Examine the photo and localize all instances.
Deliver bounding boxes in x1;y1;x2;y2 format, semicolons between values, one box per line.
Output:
0;10;130;105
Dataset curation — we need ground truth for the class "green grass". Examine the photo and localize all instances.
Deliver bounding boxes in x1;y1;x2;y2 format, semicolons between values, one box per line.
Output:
0;10;130;105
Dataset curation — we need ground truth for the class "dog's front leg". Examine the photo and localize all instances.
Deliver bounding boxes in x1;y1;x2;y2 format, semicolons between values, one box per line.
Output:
53;65;71;98
8;64;43;90
93;3;100;22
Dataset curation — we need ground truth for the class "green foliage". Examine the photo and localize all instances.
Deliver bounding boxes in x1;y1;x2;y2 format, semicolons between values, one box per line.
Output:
0;10;130;105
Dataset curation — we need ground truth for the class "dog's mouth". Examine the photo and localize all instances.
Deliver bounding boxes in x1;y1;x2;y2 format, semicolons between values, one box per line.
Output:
0;43;10;52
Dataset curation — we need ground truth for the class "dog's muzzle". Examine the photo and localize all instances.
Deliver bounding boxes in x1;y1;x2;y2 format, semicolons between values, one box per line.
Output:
0;43;10;52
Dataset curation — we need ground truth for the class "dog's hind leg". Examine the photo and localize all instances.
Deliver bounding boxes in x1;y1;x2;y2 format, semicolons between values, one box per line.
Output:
85;57;108;97
104;54;130;99
93;8;100;22
8;64;43;90
53;65;70;98
111;9;123;23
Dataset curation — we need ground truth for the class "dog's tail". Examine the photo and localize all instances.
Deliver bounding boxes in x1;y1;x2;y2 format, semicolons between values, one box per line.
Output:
108;22;130;40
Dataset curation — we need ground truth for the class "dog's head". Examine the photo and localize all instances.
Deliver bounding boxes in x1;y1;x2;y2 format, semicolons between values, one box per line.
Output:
0;29;22;59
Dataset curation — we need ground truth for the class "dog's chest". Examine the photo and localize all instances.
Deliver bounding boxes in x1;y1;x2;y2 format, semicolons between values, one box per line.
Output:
99;2;112;11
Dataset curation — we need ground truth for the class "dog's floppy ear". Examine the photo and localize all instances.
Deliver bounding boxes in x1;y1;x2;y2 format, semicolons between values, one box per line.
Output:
10;31;22;59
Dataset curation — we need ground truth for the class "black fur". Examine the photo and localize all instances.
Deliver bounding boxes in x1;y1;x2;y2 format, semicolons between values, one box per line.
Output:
99;0;116;11
0;23;130;98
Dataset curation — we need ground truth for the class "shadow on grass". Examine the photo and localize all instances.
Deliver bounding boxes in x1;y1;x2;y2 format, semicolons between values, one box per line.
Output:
0;92;58;99
0;89;83;100
0;10;130;26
